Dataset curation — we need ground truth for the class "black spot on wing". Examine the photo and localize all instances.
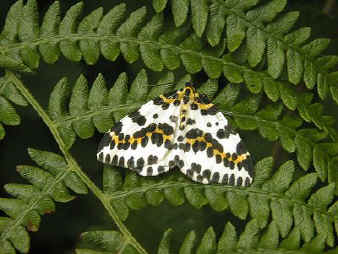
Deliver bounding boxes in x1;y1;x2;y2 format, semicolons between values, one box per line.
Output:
141;136;149;147
222;174;228;184
105;154;111;163
118;157;125;167
161;103;170;110
236;141;247;154
127;157;135;169
97;133;112;153
129;111;146;126
190;103;198;110
98;152;104;162
245;177;251;186
112;155;118;165
174;155;184;168
231;153;238;161
147;123;157;132
191;163;201;174
151;133;164;146
207;147;213;158
186;118;196;125
153;97;164;105
216;129;226;139
215;154;222;164
112;121;122;133
202;169;211;180
158;123;174;135
165;140;172;149
118;133;124;140
147;155;158;165
237;177;243;186
192;142;199;153
137;158;145;168
131;142;137;150
186;128;203;139
133;128;146;138
243;156;254;177
199;141;207;151
211;172;220;183
229;174;235;185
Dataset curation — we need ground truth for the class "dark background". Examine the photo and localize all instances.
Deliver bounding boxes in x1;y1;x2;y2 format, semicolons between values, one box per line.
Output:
0;0;337;253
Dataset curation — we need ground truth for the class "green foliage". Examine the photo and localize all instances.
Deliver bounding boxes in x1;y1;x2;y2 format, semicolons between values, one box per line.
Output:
103;158;337;247
0;0;337;253
76;230;138;254
0;75;27;139
0;148;87;254
0;0;337;104
77;220;337;254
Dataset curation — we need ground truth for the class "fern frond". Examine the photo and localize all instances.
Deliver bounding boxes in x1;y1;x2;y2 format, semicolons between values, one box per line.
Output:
216;0;338;102
76;219;337;254
75;230;138;254
102;157;337;247
0;74;27;140
0;1;337;253
150;0;338;104
1;0;337;109
0;148;87;254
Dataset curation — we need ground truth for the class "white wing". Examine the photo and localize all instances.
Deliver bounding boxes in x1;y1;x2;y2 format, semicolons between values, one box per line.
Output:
178;105;253;186
97;97;181;176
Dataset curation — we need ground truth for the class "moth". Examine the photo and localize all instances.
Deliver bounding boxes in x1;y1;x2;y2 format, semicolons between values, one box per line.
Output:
97;83;253;186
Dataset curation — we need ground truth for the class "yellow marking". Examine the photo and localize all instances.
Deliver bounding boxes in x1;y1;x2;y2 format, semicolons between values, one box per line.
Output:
197;102;214;110
110;128;172;146
160;95;175;104
234;154;249;164
186;136;249;164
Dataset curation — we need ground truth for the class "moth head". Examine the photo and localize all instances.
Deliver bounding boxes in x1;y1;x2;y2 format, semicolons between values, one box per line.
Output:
185;82;193;88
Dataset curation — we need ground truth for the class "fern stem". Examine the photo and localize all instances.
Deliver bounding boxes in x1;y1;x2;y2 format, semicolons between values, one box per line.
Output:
1;33;336;141
6;71;148;254
108;181;336;220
